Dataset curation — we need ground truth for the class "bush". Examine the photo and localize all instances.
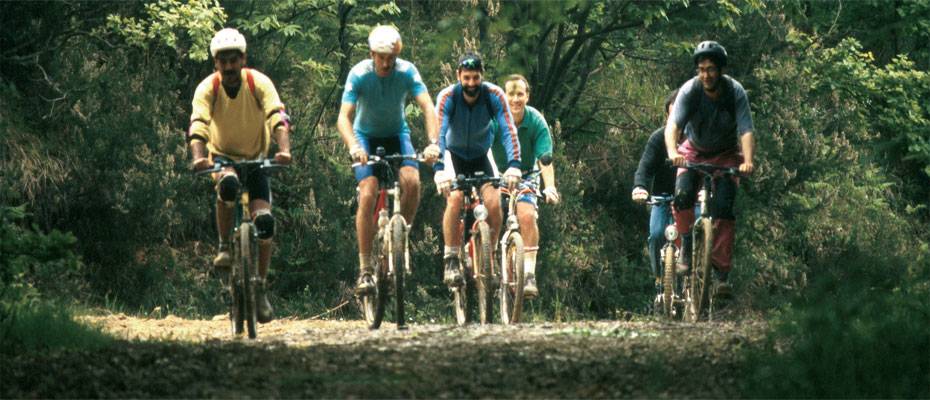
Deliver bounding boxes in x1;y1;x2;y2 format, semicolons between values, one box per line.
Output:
743;250;930;398
0;205;113;354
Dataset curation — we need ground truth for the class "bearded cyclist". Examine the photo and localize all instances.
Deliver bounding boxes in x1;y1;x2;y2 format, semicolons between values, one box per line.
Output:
188;28;292;323
336;25;440;295
433;53;522;286
665;41;756;298
489;74;560;298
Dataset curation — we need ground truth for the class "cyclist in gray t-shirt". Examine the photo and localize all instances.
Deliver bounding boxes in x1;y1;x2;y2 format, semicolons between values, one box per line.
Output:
664;41;756;299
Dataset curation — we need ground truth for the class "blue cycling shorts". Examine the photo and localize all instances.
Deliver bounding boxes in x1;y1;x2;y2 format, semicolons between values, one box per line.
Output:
353;133;418;182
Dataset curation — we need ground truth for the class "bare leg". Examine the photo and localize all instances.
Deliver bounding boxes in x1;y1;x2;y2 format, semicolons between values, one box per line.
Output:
398;166;421;225
250;199;272;279
443;191;465;247
481;184;503;244
516;202;538;247
356;177;379;259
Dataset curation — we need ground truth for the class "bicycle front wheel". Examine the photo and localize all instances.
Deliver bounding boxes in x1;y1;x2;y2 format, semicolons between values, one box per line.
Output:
687;218;713;322
390;216;407;329
239;223;258;339
363;231;388;330
452;256;468;326
473;221;493;324
500;232;524;324
662;243;677;319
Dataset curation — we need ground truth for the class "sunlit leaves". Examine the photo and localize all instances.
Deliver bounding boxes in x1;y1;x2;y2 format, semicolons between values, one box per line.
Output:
103;0;227;61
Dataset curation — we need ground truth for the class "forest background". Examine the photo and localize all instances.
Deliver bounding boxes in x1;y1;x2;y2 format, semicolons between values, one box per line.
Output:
1;0;928;396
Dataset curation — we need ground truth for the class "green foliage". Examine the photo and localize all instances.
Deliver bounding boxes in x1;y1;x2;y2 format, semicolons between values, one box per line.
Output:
105;0;227;61
0;205;112;354
1;0;928;331
0;302;113;355
742;250;930;398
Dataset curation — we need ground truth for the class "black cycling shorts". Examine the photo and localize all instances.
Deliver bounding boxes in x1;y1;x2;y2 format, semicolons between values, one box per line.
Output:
211;155;272;203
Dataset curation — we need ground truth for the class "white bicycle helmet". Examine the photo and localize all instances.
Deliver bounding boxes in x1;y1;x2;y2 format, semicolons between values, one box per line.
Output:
368;25;402;54
210;28;247;58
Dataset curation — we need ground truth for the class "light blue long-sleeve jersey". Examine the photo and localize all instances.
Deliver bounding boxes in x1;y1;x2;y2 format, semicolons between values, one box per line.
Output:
341;58;428;138
434;82;521;171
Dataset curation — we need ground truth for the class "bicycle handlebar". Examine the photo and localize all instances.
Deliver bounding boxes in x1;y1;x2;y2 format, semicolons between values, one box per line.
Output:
194;159;286;176
350;153;426;168
451;173;501;191
683;162;740;176
646;195;674;206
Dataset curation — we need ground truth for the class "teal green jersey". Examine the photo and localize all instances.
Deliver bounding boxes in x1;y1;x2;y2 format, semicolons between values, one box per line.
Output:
491;105;553;172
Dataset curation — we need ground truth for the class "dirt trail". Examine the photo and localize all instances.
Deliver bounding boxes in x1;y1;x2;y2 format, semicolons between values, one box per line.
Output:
4;314;765;398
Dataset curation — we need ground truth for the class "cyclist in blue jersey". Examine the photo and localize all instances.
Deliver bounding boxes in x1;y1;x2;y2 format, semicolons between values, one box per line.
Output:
337;25;440;294
433;53;522;286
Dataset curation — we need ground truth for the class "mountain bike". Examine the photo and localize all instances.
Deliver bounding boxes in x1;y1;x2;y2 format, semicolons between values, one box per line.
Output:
646;195;681;319
450;172;501;325
352;147;423;330
682;162;739;322
197;158;284;339
497;171;544;324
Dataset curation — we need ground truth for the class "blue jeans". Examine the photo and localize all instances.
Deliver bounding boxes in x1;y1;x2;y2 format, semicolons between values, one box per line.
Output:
648;203;673;279
648;203;699;279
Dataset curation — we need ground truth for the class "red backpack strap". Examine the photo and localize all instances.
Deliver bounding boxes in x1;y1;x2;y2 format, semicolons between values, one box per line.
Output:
244;68;262;108
211;72;221;108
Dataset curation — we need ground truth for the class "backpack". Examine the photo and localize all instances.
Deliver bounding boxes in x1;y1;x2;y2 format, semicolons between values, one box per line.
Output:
211;68;261;109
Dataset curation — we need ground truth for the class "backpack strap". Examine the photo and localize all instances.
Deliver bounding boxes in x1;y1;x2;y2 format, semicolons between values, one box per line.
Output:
244;68;257;98
210;69;262;110
211;72;222;108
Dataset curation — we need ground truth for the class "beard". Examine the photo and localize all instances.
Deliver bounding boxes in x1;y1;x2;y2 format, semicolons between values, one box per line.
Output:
463;85;480;97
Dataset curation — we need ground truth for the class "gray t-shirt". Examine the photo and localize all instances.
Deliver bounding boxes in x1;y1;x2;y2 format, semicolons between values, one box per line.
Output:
670;76;754;153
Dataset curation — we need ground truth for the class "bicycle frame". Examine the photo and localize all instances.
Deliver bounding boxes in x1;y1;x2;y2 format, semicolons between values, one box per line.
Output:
196;158;282;339
681;162;740;322
354;148;420;329
450;172;500;325
647;195;679;318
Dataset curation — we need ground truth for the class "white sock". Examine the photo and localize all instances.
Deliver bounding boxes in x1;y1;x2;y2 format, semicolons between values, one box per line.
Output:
359;253;370;272
444;245;460;258
524;247;538;276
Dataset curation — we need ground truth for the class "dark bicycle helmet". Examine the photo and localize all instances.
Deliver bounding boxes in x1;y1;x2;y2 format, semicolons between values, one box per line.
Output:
692;41;727;67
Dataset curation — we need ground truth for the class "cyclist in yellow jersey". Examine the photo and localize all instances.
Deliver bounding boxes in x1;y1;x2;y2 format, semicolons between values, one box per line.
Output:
188;28;292;323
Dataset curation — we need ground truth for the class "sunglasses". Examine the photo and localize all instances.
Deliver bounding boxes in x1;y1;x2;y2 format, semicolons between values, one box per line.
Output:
459;58;482;71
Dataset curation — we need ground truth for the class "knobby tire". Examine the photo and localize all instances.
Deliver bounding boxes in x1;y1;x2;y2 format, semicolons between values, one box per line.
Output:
474;221;493;324
687;218;714;322
662;243;677;318
500;232;524;324
240;223;258;339
390;216;407;329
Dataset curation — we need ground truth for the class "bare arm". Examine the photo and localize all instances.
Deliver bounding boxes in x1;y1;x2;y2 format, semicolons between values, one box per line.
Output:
337;102;366;163
415;92;439;143
337;102;358;149
272;124;292;164
540;161;556;190
740;132;755;174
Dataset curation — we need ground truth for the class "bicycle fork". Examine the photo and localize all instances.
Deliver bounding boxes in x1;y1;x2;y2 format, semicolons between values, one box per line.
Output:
383;183;410;275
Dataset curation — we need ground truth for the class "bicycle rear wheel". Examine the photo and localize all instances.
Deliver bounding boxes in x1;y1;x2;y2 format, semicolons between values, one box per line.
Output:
473;221;493;324
239;223;258;339
687;218;713;322
363;231;388;329
500;232;524;324
390;216;407;329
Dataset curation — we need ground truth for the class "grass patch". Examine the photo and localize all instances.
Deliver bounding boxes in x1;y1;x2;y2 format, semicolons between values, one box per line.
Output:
0;301;114;355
